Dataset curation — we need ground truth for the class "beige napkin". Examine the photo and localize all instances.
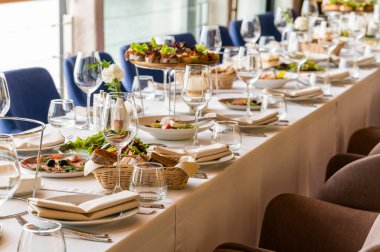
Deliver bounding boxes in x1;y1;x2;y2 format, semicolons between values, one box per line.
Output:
356;55;377;66
28;191;139;221
155;143;232;163
13;128;65;150
317;69;350;81
267;86;323;98
217;111;279;126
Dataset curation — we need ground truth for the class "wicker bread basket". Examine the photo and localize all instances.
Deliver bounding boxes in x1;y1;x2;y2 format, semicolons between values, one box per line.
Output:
211;73;236;89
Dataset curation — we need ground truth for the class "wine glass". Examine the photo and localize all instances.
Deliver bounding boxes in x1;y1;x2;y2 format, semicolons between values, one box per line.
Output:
181;65;212;147
274;7;294;42
73;51;102;130
240;16;261;46
286;32;308;88
301;0;319;17
234;47;262;118
348;13;367;78
102;92;138;193
0;73;10;117
17;220;66;252
155;35;175;45
199;25;222;53
0;135;21;233
48;99;75;128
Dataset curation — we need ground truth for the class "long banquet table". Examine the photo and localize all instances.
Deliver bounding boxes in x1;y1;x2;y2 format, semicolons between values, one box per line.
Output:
1;64;380;252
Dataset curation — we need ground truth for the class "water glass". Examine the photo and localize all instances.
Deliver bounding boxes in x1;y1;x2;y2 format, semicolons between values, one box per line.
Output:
199;25;222;53
17;220;66;252
212;121;242;151
132;75;156;102
258;36;276;49
261;93;287;120
130;162;167;202
48;99;75;128
155;35;175;45
0;73;10;117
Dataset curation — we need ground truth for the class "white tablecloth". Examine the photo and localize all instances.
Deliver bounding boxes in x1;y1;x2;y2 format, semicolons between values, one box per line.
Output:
1;66;380;252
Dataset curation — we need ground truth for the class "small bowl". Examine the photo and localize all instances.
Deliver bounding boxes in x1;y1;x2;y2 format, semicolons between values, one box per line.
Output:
138;115;214;141
255;72;297;89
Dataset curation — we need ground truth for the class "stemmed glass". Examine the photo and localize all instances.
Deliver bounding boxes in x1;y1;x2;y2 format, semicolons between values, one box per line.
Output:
0;73;10;116
199;25;222;53
181;65;212;147
73;51;103;130
0;135;21;233
155;35;175;45
301;0;319;17
102;93;138;193
274;7;294;42
286;32;308;88
348;13;367;78
240;16;261;46
234;47;262;118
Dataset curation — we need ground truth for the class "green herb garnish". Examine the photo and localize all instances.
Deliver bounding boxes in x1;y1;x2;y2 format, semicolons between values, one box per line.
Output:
195;44;208;55
151;38;159;49
131;42;149;54
160;44;176;55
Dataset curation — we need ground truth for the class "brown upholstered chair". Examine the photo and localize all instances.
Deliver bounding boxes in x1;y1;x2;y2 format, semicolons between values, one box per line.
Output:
347;127;380;155
325;142;380;181
319;154;380;211
214;194;378;252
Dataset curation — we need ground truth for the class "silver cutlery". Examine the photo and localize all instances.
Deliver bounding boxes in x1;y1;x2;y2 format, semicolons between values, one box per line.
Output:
191;172;208;179
0;211;28;220
140;203;165;209
240;132;267;137
15;215;112;243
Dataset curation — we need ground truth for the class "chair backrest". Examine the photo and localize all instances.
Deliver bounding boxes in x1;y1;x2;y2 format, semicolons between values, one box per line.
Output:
64;52;126;106
258;12;281;41
229;20;245;46
218;25;234;46
368;142;380;156
119;44;163;92
1;67;60;131
347;127;380;155
172;32;197;46
260;194;378;252
319;154;380;211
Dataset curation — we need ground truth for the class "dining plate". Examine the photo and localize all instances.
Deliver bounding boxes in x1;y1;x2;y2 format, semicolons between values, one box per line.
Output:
17;142;65;153
20;154;87;178
198;153;235;166
139;115;214;141
29;194;139;226
218;98;261;111
255;72;297;89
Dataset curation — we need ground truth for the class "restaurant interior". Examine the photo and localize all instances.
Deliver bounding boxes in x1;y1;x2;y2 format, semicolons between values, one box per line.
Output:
1;0;380;251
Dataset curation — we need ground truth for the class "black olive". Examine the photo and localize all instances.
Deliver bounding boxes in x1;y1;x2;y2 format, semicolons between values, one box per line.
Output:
46;159;55;167
59;160;69;166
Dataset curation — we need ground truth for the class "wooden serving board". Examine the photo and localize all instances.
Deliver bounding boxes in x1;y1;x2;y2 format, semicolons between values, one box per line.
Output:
130;60;219;70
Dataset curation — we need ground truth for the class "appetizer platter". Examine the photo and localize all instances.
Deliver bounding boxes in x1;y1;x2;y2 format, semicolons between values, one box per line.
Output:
125;38;219;69
277;60;325;72
219;98;261;111
322;0;374;13
20;154;88;178
138;115;214;140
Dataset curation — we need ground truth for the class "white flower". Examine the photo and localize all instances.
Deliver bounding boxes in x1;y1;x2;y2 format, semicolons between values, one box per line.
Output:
101;64;124;83
294;17;308;31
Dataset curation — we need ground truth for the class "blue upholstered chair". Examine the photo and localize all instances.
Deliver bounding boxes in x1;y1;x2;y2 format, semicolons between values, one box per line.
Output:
0;67;60;132
229;20;245;46
172;32;197;46
258;12;281;41
64;52;126;106
219;25;234;47
119;44;163;92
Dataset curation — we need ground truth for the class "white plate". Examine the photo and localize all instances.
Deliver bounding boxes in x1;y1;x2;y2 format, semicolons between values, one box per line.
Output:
218;98;261;111
20;154;87;178
139;115;214;141
198;153;235;166
17;143;65;153
255;72;297;89
29;194;139;226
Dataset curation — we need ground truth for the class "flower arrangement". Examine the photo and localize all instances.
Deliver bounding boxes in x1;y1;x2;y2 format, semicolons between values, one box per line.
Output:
91;60;124;92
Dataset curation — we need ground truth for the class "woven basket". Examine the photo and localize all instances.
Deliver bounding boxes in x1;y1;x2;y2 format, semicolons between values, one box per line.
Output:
92;165;190;190
211;73;235;89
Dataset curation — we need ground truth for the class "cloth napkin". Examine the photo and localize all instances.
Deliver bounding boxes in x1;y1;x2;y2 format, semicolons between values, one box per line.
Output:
356;55;377;66
216;111;279;126
27;191;139;221
84;155;199;176
267;86;323;98
13;127;65;150
317;69;350;81
155;143;232;163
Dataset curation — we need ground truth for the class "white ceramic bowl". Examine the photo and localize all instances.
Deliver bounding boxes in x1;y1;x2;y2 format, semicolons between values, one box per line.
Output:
255;72;297;89
138;115;214;141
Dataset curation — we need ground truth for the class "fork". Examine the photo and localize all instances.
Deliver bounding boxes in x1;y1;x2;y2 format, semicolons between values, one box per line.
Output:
15;215;112;243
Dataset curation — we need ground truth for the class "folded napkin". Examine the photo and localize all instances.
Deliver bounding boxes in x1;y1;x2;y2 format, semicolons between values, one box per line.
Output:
14;174;41;196
28;191;139;221
356;55;377;66
267;86;323;98
13;127;65;150
217;111;279;126
317;69;350;81
155;143;232;163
